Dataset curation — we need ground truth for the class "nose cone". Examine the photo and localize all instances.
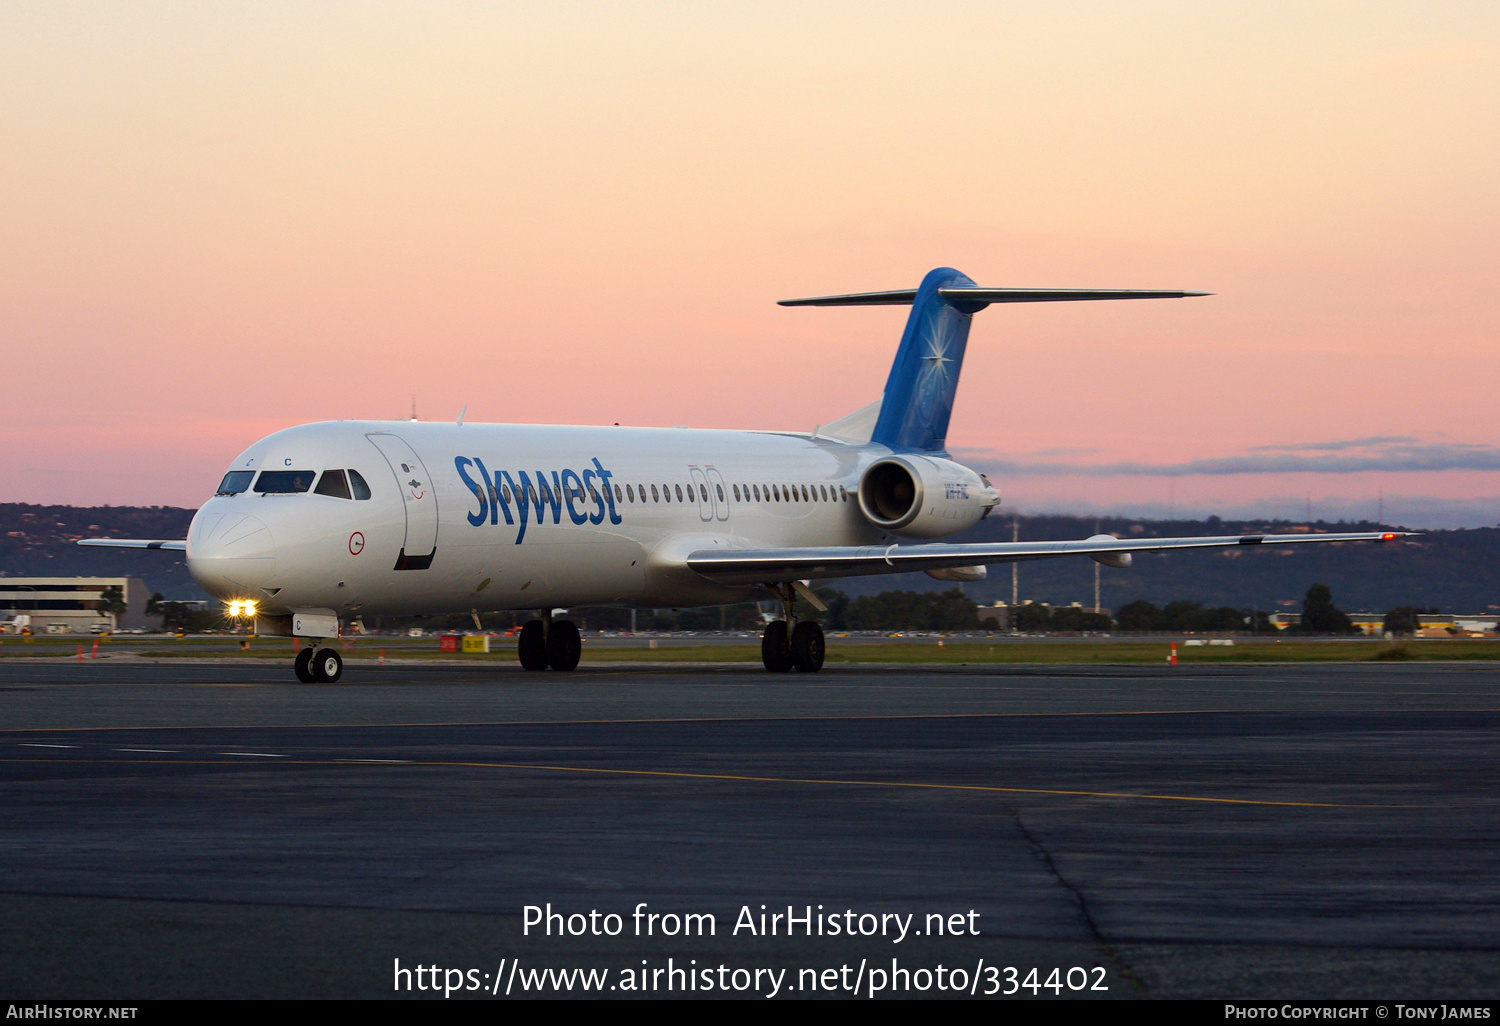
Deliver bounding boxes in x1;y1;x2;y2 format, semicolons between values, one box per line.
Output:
187;510;277;600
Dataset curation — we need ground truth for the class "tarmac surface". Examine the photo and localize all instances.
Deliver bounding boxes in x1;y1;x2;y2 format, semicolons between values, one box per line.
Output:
0;658;1498;999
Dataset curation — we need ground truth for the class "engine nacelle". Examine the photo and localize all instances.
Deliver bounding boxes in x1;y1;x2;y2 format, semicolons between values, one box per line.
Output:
857;455;999;540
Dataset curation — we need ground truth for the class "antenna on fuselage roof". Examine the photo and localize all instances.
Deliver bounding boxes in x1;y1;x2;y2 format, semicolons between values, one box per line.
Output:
410;396;417;422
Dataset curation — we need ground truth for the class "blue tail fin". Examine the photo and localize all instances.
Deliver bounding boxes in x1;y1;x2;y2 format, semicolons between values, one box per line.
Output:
779;266;1207;452
869;267;978;453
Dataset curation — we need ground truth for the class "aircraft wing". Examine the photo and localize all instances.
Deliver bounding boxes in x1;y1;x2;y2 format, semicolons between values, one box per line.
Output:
686;531;1409;586
76;539;186;551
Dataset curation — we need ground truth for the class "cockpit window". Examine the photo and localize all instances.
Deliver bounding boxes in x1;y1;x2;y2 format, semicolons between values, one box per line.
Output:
216;471;255;495
348;469;372;500
253;470;315;494
314;469;352;499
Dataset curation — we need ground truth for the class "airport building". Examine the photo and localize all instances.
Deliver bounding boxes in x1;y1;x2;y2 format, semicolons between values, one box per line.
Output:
0;577;153;634
977;601;1108;629
1270;612;1499;636
976;602;1014;629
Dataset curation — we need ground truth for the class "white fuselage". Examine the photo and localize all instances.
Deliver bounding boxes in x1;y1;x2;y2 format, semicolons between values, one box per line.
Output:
187;420;994;618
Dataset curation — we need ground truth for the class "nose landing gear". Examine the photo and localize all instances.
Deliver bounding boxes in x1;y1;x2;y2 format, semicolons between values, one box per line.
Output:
293;644;343;683
517;616;582;671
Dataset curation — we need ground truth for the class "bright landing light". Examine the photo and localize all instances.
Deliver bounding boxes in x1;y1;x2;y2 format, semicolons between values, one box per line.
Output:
227;600;258;618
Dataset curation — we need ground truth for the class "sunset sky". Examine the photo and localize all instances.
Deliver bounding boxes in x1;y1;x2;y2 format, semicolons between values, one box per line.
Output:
3;2;1497;525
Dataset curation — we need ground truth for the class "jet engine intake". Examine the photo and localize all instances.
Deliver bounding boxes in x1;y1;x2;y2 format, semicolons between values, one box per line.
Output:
857;455;998;540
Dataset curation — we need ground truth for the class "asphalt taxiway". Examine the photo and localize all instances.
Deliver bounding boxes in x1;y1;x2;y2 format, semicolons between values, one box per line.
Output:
0;659;1497;999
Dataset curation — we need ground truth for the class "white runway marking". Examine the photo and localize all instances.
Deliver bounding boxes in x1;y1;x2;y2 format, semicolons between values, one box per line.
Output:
19;743;76;748
220;752;284;758
115;748;177;753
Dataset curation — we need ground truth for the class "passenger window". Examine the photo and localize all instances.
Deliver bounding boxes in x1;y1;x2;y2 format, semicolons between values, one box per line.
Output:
254;470;315;493
314;469;352;499
626;484;634;503
349;469;372;500
820;485;828;502
716;484;724;502
700;484;708;501
614;484;623;503
675;484;683;502
733;484;741;502
752;485;759;501
651;484;659;503
216;471;254;495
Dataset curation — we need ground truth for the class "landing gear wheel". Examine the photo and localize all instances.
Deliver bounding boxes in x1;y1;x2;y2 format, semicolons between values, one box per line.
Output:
312;648;343;683
790;620;825;673
546;619;582;671
761;620;792;672
294;646;316;683
518;619;548;671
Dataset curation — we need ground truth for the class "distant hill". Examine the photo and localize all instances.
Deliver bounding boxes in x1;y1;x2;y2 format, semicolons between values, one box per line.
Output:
0;504;204;600
835;514;1500;615
2;504;1494;614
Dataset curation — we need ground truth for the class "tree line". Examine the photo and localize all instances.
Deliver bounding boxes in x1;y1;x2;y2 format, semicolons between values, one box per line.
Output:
139;583;1450;637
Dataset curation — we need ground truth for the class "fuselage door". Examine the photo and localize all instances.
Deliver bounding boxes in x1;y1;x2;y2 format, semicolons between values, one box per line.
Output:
688;466;712;522
365;432;439;570
704;466;730;522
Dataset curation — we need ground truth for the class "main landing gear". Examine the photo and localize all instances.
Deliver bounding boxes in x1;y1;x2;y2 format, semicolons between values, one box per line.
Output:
293;644;343;683
761;583;825;673
517;614;581;672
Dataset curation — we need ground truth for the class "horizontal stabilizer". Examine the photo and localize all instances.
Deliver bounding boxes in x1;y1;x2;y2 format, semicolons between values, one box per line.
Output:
779;287;1210;307
77;538;186;551
687;531;1409;586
